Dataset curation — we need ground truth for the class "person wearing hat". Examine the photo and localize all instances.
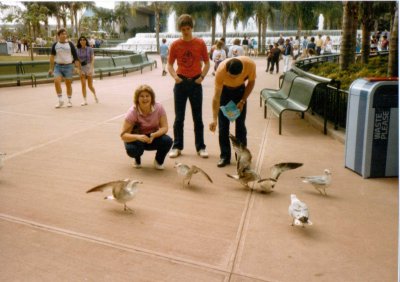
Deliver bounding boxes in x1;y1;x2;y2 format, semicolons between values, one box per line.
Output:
209;57;256;167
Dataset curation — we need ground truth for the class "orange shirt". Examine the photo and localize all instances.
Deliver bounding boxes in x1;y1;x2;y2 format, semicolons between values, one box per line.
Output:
168;37;209;78
215;56;256;91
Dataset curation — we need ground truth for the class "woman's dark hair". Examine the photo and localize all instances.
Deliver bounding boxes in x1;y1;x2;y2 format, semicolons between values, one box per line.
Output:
77;36;89;48
226;58;243;75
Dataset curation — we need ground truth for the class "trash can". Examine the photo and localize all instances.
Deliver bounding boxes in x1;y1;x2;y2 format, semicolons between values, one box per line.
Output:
345;77;398;178
0;42;13;55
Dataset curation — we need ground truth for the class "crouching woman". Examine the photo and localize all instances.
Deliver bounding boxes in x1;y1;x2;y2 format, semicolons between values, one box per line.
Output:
121;85;172;170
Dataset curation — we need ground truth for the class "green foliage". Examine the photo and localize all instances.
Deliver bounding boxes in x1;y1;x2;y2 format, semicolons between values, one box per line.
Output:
308;56;389;90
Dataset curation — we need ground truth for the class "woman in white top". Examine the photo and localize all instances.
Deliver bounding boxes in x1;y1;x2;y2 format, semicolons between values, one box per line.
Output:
228;38;245;58
212;40;226;75
323;36;333;54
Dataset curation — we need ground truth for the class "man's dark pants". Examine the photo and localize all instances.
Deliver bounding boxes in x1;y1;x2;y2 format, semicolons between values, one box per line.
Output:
218;85;247;161
172;79;206;152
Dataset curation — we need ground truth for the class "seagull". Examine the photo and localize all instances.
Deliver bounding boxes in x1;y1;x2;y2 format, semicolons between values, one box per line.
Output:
289;194;312;227
0;153;6;169
301;169;332;196
226;168;260;188
86;179;142;212
229;134;252;175
174;162;213;187
228;162;303;192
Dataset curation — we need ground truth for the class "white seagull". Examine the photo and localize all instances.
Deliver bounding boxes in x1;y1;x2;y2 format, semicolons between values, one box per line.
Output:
174;162;213;187
289;194;312;227
301;169;332;196
86;179;142;212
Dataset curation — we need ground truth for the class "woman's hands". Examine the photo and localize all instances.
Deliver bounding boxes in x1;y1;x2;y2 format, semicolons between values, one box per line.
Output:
136;134;154;144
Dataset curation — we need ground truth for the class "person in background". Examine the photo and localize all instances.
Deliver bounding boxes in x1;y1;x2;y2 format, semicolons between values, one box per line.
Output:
228;38;245;58
76;35;98;106
269;43;281;74
160;38;169;76
316;34;323;55
380;35;389;51
242;36;249;56
282;38;293;73
209;57;256;167
48;28;80;108
323;36;333;54
121;84;172;170
212;40;226;76
209;39;219;60
167;14;210;159
265;44;273;72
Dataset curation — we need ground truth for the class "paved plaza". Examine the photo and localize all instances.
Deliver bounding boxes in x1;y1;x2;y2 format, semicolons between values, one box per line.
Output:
0;55;398;281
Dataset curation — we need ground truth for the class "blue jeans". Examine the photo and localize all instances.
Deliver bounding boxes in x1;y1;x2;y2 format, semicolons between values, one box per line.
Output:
172;79;206;152
124;134;173;165
218;85;247;161
54;63;74;79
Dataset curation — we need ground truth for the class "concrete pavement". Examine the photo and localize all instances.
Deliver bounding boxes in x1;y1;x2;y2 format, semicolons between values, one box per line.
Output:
0;55;397;281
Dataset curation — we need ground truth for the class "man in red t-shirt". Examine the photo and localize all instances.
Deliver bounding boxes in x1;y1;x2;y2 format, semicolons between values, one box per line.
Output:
167;14;210;159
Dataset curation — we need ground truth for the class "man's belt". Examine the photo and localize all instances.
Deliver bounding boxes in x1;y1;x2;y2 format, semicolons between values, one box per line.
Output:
178;74;201;81
223;84;245;90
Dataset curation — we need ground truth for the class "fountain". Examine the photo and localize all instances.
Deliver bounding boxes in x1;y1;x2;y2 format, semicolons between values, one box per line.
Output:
114;12;345;53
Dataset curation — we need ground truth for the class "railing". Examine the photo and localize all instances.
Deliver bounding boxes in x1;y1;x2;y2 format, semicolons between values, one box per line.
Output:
294;51;389;131
32;47;138;57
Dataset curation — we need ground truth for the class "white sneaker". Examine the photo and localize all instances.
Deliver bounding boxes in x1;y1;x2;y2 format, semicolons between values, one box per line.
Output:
67;101;72;107
94;96;99;103
197;149;209;158
154;159;164;170
134;159;141;169
81;102;88;106
168;149;181;158
55;101;64;109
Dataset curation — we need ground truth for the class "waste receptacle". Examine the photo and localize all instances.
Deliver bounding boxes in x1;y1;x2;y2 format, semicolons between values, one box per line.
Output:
0;42;13;55
345;77;398;178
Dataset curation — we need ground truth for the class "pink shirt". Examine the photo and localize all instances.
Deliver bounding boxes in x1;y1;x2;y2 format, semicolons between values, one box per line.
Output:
125;103;166;135
168;37;209;78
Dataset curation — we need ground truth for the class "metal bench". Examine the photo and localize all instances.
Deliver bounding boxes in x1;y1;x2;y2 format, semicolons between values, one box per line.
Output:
20;60;52;87
0;62;33;86
267;76;325;135
260;71;298;118
112;55;142;76
94;57;124;80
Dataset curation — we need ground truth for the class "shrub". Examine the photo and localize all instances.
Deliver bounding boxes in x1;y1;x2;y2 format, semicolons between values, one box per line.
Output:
308;56;388;90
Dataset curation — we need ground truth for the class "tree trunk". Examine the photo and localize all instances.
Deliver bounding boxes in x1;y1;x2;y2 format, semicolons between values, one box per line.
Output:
388;2;398;77
222;3;228;39
261;20;266;55
361;2;373;64
70;5;75;38
155;9;160;53
56;16;61;30
211;15;216;46
258;20;261;54
340;1;358;70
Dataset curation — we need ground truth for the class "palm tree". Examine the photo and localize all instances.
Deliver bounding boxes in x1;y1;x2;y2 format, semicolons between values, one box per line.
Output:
254;2;275;54
388;1;398;77
339;1;359;71
115;2;132;39
148;2;170;53
281;2;317;38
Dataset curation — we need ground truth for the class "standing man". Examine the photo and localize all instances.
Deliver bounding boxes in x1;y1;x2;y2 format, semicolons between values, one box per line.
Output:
282;38;293;73
48;28;80;108
209;57;256;167
316;34;323;55
160;38;169;76
242;36;249;56
167;14;210;158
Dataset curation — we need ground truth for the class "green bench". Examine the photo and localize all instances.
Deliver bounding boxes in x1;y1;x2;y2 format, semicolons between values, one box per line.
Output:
141;53;157;70
94;57;124;80
266;76;325;135
0;62;34;86
112;55;142;76
20;60;52;87
260;71;298;118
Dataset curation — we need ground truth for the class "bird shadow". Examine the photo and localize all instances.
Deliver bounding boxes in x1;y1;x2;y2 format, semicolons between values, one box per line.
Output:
297;189;342;201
